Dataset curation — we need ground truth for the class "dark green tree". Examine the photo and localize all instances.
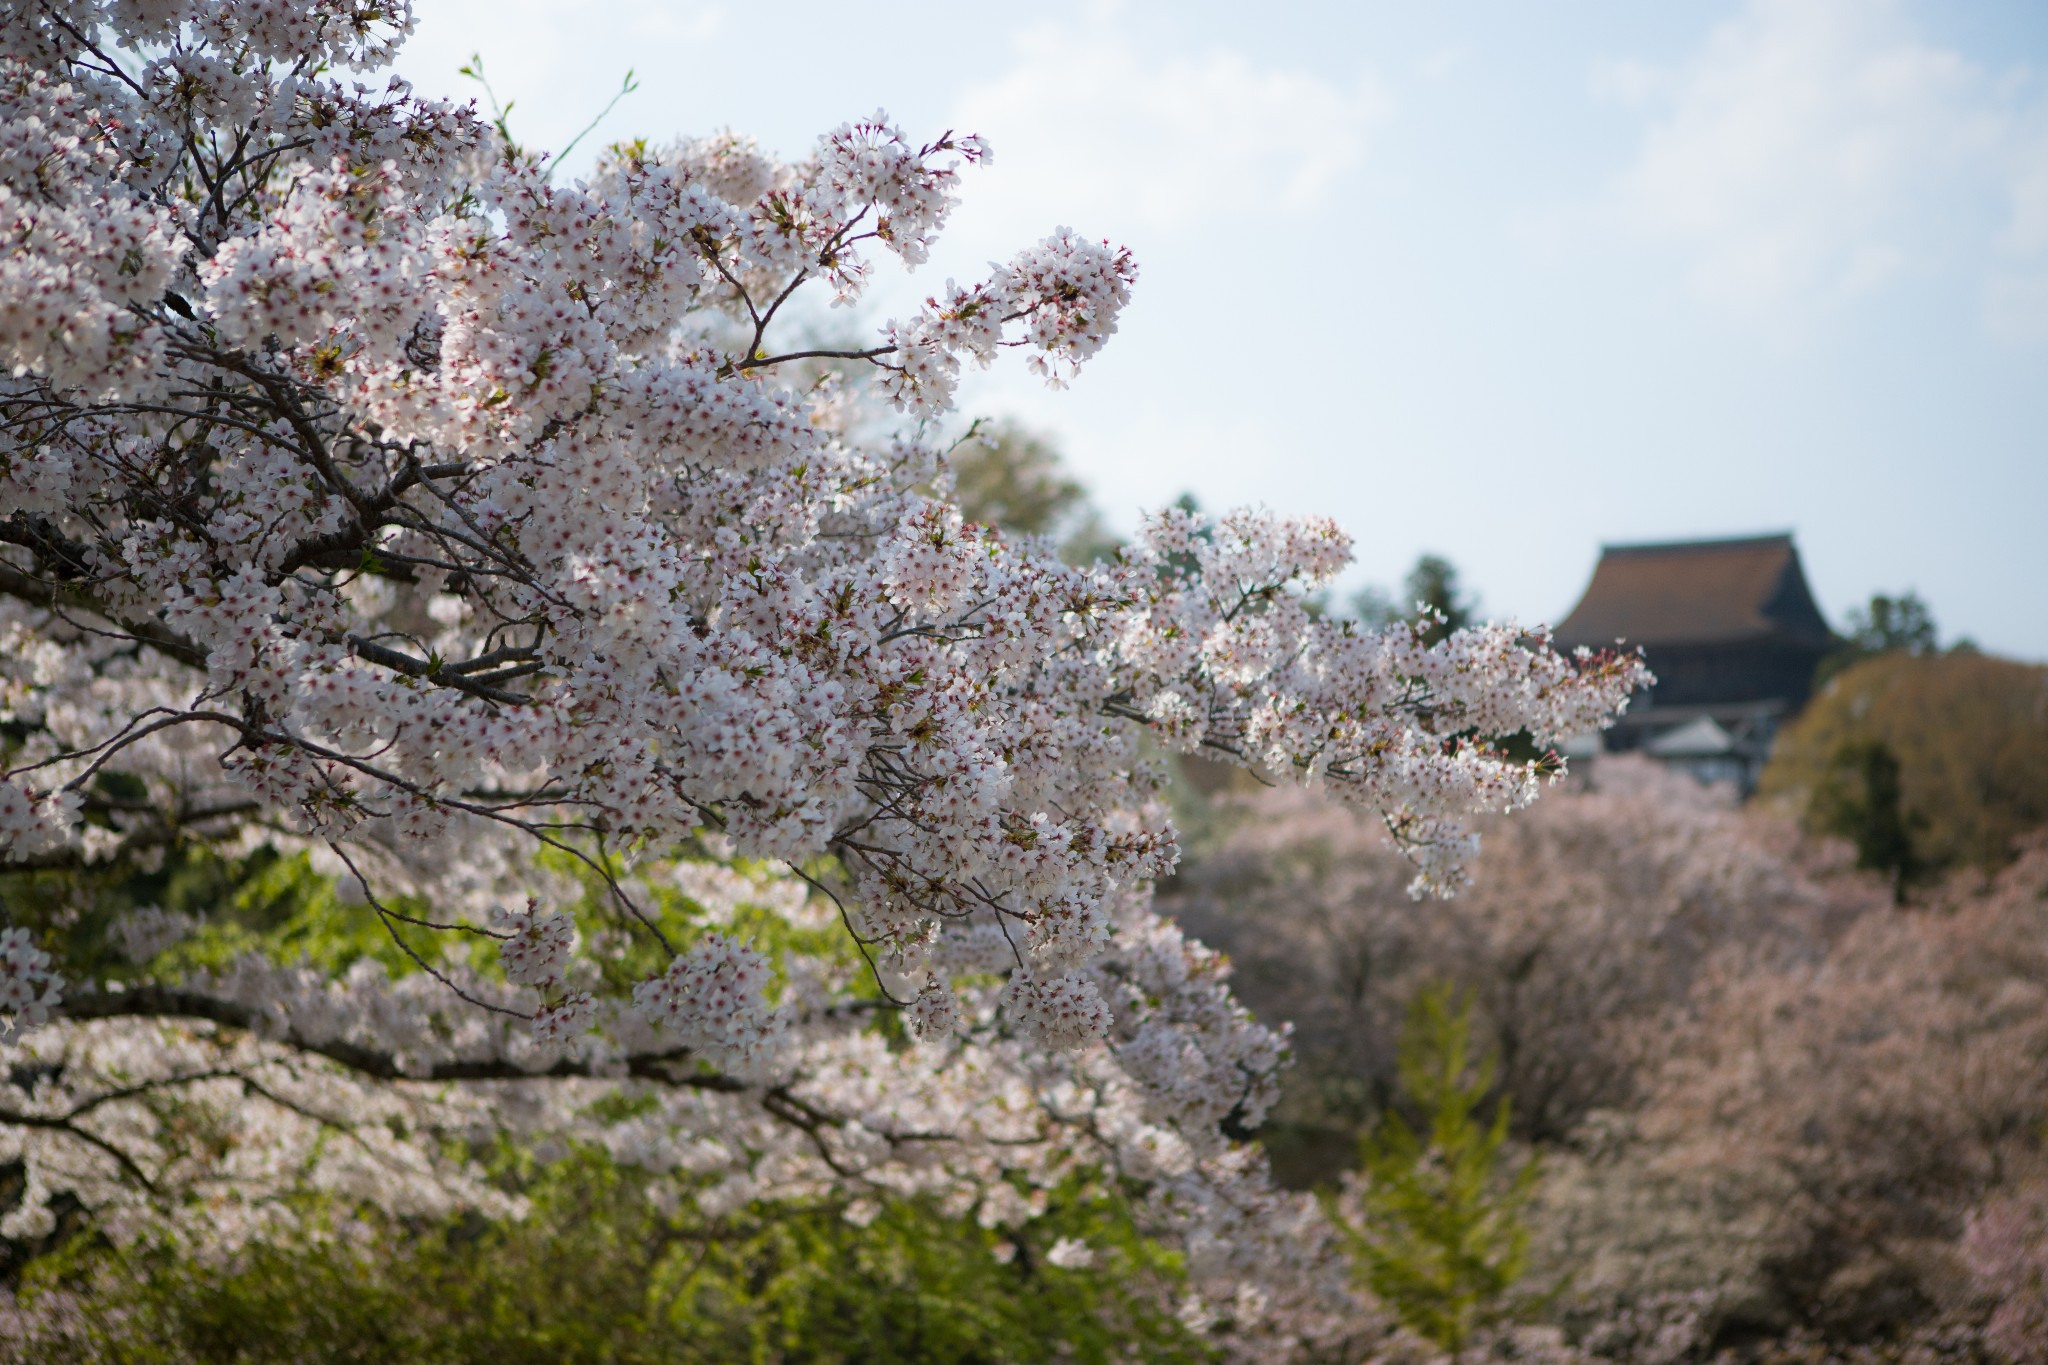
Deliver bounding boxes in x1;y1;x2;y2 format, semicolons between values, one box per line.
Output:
1846;591;1939;656
1404;555;1477;646
1811;738;1923;901
1349;554;1478;646
1347;583;1399;631
1763;651;2048;878
1326;983;1536;1353
1817;590;1940;685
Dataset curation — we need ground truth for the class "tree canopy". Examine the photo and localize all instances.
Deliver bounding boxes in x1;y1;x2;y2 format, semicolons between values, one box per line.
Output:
1816;589;1942;686
0;2;1644;1357
1761;651;2048;878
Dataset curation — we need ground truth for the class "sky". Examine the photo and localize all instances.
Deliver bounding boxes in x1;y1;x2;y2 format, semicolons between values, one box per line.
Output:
394;0;2048;659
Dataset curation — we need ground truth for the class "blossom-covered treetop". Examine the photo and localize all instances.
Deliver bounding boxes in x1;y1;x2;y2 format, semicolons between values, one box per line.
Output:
0;4;1643;1347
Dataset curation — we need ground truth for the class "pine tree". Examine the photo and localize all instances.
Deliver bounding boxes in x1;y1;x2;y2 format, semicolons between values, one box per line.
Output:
1328;983;1537;1352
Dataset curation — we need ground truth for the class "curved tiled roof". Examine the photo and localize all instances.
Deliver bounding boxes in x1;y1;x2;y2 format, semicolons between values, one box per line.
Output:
1554;534;1835;649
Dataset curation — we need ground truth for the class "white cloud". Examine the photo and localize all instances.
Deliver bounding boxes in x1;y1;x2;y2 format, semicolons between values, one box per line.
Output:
1419;47;1466;83
1584;0;2048;331
939;6;1386;247
1989;120;2048;340
628;4;723;44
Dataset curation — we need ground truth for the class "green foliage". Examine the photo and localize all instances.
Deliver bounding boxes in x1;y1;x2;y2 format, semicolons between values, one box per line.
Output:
1810;738;1923;899
948;420;1119;565
1326;984;1536;1352
0;843;401;993
0;826;1204;1361
1762;650;2048;877
535;845;856;991
12;1150;1211;1365
1816;590;1940;686
1845;591;1939;657
1349;553;1478;647
0;827;876;1023
150;848;430;980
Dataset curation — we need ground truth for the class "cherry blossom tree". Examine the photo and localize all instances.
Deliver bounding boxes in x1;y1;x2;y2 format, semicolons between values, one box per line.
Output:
1164;757;1868;1156
1639;834;2048;1338
0;1;1644;1352
1169;761;2048;1350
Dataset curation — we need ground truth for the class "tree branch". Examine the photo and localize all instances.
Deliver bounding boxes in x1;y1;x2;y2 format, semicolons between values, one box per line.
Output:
0;560;208;670
59;986;746;1089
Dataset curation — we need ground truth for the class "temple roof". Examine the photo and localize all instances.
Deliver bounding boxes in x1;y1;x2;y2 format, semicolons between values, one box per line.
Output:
1554;534;1835;650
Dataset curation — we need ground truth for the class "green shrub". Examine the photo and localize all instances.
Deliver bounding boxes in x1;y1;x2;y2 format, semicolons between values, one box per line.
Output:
11;1149;1210;1365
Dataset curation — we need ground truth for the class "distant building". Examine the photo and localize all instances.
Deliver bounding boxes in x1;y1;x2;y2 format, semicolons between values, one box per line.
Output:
1553;533;1836;791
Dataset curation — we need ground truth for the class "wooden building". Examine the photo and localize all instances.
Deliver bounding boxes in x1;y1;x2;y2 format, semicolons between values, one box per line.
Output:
1553;533;1835;790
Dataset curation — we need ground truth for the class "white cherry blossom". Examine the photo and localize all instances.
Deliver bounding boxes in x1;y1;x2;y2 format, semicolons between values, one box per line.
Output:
0;3;1646;1355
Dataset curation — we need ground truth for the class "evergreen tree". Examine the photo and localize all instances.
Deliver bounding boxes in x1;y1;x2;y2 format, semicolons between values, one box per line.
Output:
1349;554;1477;646
1845;592;1939;656
1817;590;1940;685
1812;738;1923;900
1405;555;1477;646
1327;984;1536;1352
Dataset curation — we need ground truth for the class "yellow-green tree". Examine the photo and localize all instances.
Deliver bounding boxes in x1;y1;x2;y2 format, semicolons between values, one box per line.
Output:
1327;984;1537;1352
1761;652;2048;877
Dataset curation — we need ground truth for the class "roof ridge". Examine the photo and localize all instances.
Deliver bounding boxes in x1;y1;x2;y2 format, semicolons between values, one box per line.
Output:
1553;532;1833;653
1599;533;1795;555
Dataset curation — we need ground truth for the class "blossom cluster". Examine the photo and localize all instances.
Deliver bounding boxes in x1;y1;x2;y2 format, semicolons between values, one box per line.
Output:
0;0;1644;1076
0;927;62;1038
492;903;577;989
880;229;1137;413
0;4;1643;1355
630;932;786;1071
0;775;77;857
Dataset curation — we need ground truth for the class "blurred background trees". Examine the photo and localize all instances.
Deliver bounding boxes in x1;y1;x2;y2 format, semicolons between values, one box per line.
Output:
1349;553;1479;645
1161;760;1856;1170
1818;589;1943;686
1165;758;2048;1354
946;420;1121;565
938;430;2048;1354
1761;650;2048;884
